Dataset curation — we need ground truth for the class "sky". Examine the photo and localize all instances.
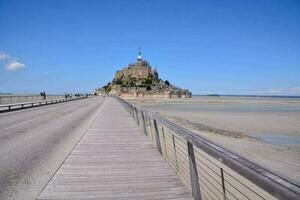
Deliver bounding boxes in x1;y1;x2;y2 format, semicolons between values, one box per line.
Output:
0;0;299;95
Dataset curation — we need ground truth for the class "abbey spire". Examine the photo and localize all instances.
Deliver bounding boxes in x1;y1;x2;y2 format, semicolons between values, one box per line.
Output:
137;48;142;61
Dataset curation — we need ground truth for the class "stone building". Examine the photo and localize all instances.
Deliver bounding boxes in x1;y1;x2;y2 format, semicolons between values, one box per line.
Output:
114;49;158;81
97;50;192;99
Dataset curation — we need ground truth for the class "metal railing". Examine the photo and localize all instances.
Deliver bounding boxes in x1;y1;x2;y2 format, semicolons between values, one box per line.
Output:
0;96;88;112
115;97;300;200
0;95;64;105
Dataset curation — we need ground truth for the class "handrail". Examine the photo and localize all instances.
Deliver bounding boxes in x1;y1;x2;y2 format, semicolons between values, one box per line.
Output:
0;95;64;105
115;96;300;200
0;96;88;112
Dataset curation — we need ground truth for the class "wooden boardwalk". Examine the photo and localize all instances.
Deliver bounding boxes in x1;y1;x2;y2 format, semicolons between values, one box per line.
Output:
38;98;193;200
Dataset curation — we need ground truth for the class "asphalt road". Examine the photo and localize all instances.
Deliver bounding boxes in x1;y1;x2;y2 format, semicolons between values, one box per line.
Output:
0;96;105;200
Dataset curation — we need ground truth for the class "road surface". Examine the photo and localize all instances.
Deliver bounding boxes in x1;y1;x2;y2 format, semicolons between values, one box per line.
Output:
0;97;105;200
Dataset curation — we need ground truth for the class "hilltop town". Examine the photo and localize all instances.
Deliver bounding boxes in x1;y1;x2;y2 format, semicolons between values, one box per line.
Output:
96;50;191;98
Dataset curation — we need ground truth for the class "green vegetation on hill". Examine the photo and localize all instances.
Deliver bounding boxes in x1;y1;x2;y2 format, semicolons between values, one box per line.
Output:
112;74;156;89
103;82;111;93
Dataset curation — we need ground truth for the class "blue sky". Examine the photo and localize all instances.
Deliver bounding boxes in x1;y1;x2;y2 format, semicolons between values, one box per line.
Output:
0;0;299;95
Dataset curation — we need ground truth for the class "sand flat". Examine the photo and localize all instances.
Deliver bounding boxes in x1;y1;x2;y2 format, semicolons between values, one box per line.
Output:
129;96;300;182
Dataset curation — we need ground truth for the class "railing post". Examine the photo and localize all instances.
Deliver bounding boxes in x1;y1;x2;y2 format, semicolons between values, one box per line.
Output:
139;111;143;128
132;105;135;118
131;105;135;119
221;168;227;200
135;107;140;126
133;106;136;119
187;141;201;200
172;135;179;172
148;117;153;142
141;111;147;136
129;104;133;117
153;119;162;155
162;127;167;158
138;110;142;128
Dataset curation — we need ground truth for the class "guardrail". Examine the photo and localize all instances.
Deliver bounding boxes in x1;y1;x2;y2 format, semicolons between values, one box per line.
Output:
0;96;88;112
0;95;64;105
115;97;300;200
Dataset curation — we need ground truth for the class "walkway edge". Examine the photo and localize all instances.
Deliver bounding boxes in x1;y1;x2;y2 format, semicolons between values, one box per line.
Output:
35;98;107;199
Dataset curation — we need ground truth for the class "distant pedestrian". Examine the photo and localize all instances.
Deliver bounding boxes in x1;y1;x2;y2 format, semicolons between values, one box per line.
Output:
40;92;46;100
41;92;46;100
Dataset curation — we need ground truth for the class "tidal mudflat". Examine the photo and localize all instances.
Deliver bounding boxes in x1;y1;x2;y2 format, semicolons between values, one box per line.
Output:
129;96;300;182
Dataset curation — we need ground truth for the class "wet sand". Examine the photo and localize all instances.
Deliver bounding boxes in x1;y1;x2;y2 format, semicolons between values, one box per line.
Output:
128;96;300;182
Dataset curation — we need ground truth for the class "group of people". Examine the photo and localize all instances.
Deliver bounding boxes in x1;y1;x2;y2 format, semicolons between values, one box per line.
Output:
40;92;46;100
65;93;72;99
39;92;88;101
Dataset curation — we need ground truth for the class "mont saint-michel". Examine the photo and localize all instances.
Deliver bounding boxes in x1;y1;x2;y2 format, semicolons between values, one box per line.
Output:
97;50;191;98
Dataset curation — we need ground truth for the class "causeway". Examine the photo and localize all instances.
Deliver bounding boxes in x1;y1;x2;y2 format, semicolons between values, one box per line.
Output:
37;98;192;199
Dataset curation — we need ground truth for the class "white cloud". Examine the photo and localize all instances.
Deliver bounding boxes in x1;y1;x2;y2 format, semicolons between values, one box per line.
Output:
290;86;300;94
5;60;25;70
267;88;282;94
265;86;300;95
0;51;25;70
0;52;10;60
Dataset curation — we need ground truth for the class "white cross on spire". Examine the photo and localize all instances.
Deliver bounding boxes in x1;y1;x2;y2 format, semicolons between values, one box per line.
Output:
137;48;142;60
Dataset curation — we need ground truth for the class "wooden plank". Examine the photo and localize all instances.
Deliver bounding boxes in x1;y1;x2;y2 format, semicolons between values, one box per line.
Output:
38;98;193;200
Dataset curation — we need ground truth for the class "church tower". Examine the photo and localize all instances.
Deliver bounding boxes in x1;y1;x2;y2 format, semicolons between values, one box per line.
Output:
137;48;143;65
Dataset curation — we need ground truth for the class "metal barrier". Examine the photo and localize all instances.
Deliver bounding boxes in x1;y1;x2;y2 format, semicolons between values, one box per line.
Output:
0;95;64;105
0;96;88;112
115;97;300;200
